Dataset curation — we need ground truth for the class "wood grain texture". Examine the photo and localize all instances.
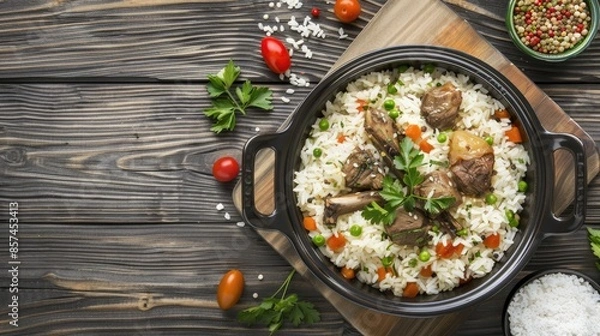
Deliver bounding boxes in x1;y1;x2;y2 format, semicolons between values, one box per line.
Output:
0;0;382;81
0;0;598;335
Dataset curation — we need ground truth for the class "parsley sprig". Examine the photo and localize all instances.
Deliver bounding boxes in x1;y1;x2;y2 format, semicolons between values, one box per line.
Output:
588;227;600;271
362;138;455;225
237;269;320;335
204;60;273;133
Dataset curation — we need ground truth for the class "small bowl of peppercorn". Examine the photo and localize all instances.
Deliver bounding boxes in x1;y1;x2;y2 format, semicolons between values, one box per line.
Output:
506;0;599;62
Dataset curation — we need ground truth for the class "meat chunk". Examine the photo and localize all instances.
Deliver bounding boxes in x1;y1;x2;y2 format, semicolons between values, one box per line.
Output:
448;130;495;197
414;170;462;212
323;191;384;227
342;148;385;191
364;108;403;179
420;82;462;130
435;211;465;237
384;208;430;247
450;153;495;197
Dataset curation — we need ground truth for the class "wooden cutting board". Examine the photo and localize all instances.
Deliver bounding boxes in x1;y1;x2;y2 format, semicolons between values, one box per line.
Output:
233;0;600;335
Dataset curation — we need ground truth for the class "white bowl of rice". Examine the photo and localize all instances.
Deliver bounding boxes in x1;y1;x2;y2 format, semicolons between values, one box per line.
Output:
503;268;600;336
241;45;588;317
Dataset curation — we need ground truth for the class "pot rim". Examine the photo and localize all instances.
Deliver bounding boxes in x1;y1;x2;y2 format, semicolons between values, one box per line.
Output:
242;45;586;317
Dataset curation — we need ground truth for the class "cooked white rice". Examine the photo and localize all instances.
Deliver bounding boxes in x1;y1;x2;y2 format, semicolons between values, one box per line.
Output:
293;66;530;296
507;272;600;336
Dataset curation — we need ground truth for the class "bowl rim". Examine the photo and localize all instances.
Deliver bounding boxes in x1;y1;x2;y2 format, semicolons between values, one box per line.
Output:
505;0;600;62
502;267;600;336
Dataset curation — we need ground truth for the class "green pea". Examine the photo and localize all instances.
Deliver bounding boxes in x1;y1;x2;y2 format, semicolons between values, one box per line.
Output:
506;210;519;227
485;193;498;205
313;148;322;158
383;99;395;111
418;250;431;262
457;228;469;237
408;258;418;267
485;136;494;145
350;224;362;237
423;63;436;74
431;225;440;234
382;256;394;267
505;209;515;222
388;109;400;120
318;119;330;131
387;83;398;94
397;64;409;73
518;180;528;193
312;234;325;247
437;132;447;143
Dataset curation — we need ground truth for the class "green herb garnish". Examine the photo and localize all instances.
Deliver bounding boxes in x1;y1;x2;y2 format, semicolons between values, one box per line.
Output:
588;227;600;271
362;138;455;225
204;60;273;133
237;269;320;335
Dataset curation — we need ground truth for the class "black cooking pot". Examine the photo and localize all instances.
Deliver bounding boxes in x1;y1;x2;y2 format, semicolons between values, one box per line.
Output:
241;46;587;317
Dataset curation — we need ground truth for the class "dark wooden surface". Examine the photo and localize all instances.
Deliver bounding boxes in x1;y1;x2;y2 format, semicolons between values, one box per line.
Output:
0;0;599;335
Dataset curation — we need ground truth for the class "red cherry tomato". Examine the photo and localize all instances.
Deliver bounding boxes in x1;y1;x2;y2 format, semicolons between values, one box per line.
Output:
334;0;361;23
260;36;291;74
216;269;245;310
212;156;240;182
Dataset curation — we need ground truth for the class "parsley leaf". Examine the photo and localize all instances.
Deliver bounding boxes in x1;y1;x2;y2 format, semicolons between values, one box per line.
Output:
362;137;455;226
362;201;396;225
379;176;406;208
424;196;457;217
204;60;273;133
395;137;424;171
237;269;320;335
588;227;600;271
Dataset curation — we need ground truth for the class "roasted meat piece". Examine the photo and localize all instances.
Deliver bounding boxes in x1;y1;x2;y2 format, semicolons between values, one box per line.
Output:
450;153;495;197
420;82;462;130
364;108;403;179
384;208;430;247
323;191;384;227
414;170;462;211
342;148;385;190
448;130;495;197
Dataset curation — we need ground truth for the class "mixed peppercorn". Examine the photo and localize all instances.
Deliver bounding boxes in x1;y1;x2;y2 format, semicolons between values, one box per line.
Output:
513;0;592;54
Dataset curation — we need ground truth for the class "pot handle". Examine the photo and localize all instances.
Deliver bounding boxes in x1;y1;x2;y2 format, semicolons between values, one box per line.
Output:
240;131;294;237
540;132;587;236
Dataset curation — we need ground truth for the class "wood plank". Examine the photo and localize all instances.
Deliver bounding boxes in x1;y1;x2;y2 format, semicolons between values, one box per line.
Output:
0;223;354;335
0;0;383;81
0;0;598;83
0;83;307;223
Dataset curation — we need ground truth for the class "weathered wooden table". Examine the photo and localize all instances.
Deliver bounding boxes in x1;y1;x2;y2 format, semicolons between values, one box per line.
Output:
0;1;599;335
